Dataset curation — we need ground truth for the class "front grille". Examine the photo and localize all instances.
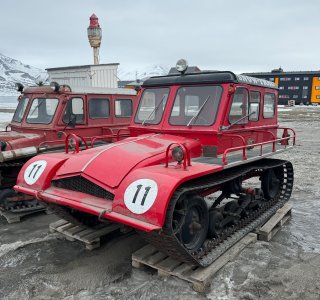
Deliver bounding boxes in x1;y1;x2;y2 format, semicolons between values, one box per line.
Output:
52;176;114;200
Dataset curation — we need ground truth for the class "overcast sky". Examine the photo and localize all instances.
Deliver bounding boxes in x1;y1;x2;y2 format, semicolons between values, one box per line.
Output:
0;0;319;73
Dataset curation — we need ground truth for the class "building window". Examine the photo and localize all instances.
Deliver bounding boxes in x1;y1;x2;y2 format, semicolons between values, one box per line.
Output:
317;95;320;99
293;95;298;99
269;78;274;81
315;86;320;90
303;86;308;90
303;77;309;80
288;86;299;90
295;77;300;81
279;86;284;90
318;77;320;80
279;77;291;81
279;95;290;99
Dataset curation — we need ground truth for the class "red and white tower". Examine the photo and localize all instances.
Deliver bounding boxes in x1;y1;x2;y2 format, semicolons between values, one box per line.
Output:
87;14;102;65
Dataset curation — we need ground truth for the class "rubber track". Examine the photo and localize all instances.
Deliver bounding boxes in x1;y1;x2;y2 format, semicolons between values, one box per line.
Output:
140;158;294;267
0;161;45;213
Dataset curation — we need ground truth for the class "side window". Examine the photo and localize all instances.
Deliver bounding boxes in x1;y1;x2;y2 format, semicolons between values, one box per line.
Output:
229;88;249;124
63;97;84;124
12;97;29;123
115;99;132;117
263;93;275;118
89;98;110;119
249;91;261;121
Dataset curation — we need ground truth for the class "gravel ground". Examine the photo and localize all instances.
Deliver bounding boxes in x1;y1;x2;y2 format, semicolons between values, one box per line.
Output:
0;107;320;300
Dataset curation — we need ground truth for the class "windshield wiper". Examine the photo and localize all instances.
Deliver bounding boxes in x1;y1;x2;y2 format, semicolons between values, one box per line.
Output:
29;99;45;117
187;95;210;127
221;111;255;130
142;95;166;125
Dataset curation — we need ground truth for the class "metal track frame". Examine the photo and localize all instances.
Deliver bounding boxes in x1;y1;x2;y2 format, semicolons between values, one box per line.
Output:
141;158;294;267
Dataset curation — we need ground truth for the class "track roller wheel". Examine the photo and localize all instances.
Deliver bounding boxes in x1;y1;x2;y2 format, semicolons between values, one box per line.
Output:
261;168;281;200
174;195;209;252
224;201;240;214
208;210;224;238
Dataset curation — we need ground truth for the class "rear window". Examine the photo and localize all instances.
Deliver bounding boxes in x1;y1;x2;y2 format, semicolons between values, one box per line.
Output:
89;98;110;119
115;99;133;117
263;93;276;118
12;97;29;123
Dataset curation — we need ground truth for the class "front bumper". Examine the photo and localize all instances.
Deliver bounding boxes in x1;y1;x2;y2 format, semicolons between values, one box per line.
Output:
14;185;161;232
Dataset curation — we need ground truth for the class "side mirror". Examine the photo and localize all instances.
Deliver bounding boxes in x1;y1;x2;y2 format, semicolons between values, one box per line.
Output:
69;113;77;128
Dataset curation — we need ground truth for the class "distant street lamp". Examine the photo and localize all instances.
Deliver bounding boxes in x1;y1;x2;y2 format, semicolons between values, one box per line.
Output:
87;13;102;65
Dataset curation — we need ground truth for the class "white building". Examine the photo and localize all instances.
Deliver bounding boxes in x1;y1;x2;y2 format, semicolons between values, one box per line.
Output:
46;63;119;89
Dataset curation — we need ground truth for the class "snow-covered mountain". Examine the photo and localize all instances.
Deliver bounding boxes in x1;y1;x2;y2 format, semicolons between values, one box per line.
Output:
118;64;169;81
0;53;46;96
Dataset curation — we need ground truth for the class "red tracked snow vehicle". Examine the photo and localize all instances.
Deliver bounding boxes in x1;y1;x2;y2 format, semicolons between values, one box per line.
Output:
15;60;295;266
0;82;136;213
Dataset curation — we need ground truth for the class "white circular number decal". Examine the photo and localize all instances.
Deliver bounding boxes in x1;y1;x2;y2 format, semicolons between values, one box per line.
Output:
124;179;158;214
24;160;47;185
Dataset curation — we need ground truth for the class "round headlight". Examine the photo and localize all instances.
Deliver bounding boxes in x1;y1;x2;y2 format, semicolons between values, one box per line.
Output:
15;83;24;93
50;81;60;92
176;59;188;74
172;146;184;163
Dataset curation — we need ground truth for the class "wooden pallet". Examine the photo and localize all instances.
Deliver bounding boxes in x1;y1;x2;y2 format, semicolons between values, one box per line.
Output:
0;206;49;224
257;202;292;241
132;233;257;293
49;219;121;250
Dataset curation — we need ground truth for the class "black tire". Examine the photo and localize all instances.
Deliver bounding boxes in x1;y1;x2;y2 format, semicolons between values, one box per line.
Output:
175;195;209;252
208;210;223;238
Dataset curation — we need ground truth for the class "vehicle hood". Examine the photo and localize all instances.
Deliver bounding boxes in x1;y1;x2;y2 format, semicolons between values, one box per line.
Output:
54;134;201;188
0;131;45;150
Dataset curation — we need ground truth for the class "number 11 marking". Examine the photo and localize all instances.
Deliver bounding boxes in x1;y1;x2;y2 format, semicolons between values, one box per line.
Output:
132;185;151;206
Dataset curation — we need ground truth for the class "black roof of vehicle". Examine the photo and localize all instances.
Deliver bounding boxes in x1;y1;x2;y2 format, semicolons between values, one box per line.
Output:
142;71;277;89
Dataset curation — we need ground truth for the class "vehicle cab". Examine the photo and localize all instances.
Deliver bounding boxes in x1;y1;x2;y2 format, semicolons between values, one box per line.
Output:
3;82;137;151
129;61;293;164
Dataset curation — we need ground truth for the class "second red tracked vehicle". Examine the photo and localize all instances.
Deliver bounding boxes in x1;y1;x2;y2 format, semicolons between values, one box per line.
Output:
15;60;295;266
1;82;136;214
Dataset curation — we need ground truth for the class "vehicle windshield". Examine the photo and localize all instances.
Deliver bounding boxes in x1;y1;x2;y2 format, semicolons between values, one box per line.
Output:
12;97;29;123
26;98;59;124
134;88;169;124
169;85;223;126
